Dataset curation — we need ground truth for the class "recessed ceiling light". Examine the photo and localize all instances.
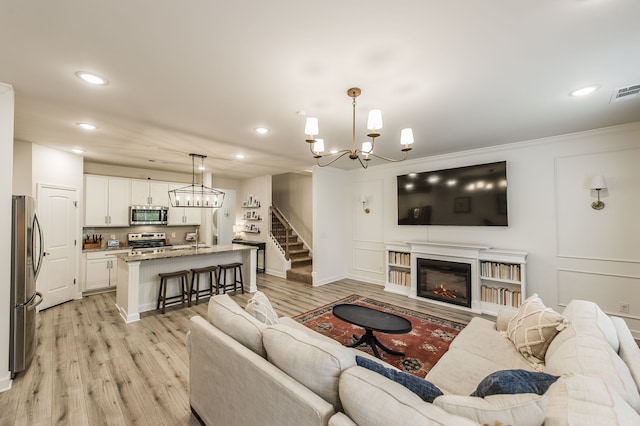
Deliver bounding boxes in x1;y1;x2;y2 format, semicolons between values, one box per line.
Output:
570;85;600;97
71;148;85;154
77;122;97;130
236;154;245;159
254;127;270;134
75;71;109;85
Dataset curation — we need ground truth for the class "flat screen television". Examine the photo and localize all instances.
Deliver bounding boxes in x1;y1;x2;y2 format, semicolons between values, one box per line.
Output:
397;161;508;226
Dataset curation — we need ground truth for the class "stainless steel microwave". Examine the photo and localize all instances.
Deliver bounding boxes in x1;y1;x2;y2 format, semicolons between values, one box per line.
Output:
129;206;169;225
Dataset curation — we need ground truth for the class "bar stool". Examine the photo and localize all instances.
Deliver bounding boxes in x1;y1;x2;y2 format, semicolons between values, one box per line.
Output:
190;265;219;304
217;262;244;294
157;270;191;314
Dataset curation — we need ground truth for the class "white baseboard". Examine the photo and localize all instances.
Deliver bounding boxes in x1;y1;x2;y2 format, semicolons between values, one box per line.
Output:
0;372;12;393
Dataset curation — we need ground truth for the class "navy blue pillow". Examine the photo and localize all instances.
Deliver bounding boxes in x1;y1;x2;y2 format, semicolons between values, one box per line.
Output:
355;356;443;403
471;369;559;397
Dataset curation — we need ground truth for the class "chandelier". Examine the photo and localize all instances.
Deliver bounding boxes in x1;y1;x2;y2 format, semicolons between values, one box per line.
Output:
304;87;414;169
168;153;225;208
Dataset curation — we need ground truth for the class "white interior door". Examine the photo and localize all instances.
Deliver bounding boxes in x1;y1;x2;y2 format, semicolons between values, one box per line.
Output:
37;185;78;310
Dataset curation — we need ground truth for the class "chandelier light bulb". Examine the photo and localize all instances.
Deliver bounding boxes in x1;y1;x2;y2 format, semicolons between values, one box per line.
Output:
400;128;414;146
305;117;319;136
361;141;373;154
367;110;383;131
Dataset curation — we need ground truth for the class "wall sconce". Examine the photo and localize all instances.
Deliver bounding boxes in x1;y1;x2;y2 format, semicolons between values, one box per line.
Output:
590;175;607;210
360;194;370;214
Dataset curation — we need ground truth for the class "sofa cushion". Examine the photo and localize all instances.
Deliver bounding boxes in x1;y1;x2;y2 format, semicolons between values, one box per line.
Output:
561;299;619;352
245;291;279;325
506;294;567;364
426;317;535;396
263;324;356;412
339;367;480;425
611;316;640;392
544;374;640;425
544;333;640;412
207;294;267;357
355;356;443;403
434;394;547;426
470;369;559;397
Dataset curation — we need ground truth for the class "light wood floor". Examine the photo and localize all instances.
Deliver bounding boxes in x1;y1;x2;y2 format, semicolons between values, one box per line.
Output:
0;275;474;426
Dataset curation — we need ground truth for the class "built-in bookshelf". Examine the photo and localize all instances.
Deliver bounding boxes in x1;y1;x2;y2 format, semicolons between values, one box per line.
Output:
478;249;527;315
384;243;411;296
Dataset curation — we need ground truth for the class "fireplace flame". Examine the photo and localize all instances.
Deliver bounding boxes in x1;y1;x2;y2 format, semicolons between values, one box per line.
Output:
433;283;458;299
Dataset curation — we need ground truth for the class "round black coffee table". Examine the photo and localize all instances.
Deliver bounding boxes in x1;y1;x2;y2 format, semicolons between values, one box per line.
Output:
332;303;412;358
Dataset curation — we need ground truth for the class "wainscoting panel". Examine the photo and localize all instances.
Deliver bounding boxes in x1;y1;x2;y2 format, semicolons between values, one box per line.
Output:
555;147;640;261
352;243;385;285
557;268;640;337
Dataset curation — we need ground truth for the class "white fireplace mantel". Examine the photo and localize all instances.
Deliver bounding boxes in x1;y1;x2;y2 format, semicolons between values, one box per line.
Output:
384;241;527;316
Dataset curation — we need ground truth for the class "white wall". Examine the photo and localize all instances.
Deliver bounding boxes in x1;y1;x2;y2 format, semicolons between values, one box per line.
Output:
0;83;15;391
313;166;349;285
12;140;32;196
237;176;272;242
84;161;240;191
345;122;640;336
272;172;313;249
84;162;193;183
31;144;84;195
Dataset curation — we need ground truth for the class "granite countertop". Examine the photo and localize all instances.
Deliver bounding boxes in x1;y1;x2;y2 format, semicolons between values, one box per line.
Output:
82;247;130;253
114;244;256;262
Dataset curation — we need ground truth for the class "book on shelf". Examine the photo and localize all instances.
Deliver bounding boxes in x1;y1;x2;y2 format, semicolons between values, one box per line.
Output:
481;284;521;308
388;270;411;286
481;262;521;281
388;251;410;266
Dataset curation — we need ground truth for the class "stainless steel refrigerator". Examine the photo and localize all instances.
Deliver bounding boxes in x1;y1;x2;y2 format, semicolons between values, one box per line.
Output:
10;195;44;377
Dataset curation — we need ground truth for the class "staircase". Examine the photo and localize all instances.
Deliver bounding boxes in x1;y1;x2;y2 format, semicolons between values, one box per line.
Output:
270;205;313;284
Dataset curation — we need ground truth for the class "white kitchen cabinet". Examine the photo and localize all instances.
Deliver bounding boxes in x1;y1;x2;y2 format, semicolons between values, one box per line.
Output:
131;180;169;206
84;175;131;226
83;250;128;292
169;206;202;225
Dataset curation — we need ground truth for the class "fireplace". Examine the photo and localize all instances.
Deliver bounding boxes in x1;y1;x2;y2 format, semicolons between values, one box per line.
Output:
417;258;472;308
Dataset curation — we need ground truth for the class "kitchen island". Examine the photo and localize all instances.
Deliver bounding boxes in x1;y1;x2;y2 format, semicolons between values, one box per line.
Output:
115;244;257;323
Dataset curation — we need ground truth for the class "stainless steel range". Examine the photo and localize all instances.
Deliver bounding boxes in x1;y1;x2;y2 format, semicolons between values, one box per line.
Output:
127;232;171;255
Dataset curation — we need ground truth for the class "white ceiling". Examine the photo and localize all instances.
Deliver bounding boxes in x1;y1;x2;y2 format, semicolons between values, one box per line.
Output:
1;1;640;179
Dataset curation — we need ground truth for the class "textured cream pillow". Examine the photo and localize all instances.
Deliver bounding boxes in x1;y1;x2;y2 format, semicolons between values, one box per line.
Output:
506;294;567;364
434;394;548;426
245;291;279;325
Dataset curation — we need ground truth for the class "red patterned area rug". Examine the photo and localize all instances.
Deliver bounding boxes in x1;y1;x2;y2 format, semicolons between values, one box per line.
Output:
293;294;465;378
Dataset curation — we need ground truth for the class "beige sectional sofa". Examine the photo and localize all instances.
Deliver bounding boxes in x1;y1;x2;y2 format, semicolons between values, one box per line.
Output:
188;294;640;425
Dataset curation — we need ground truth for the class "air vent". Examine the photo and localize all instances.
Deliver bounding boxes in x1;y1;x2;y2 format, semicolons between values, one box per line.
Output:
610;84;640;103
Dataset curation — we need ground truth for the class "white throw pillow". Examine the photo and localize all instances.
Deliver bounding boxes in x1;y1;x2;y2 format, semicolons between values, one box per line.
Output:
245;291;279;325
434;394;547;426
506;294;567;364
